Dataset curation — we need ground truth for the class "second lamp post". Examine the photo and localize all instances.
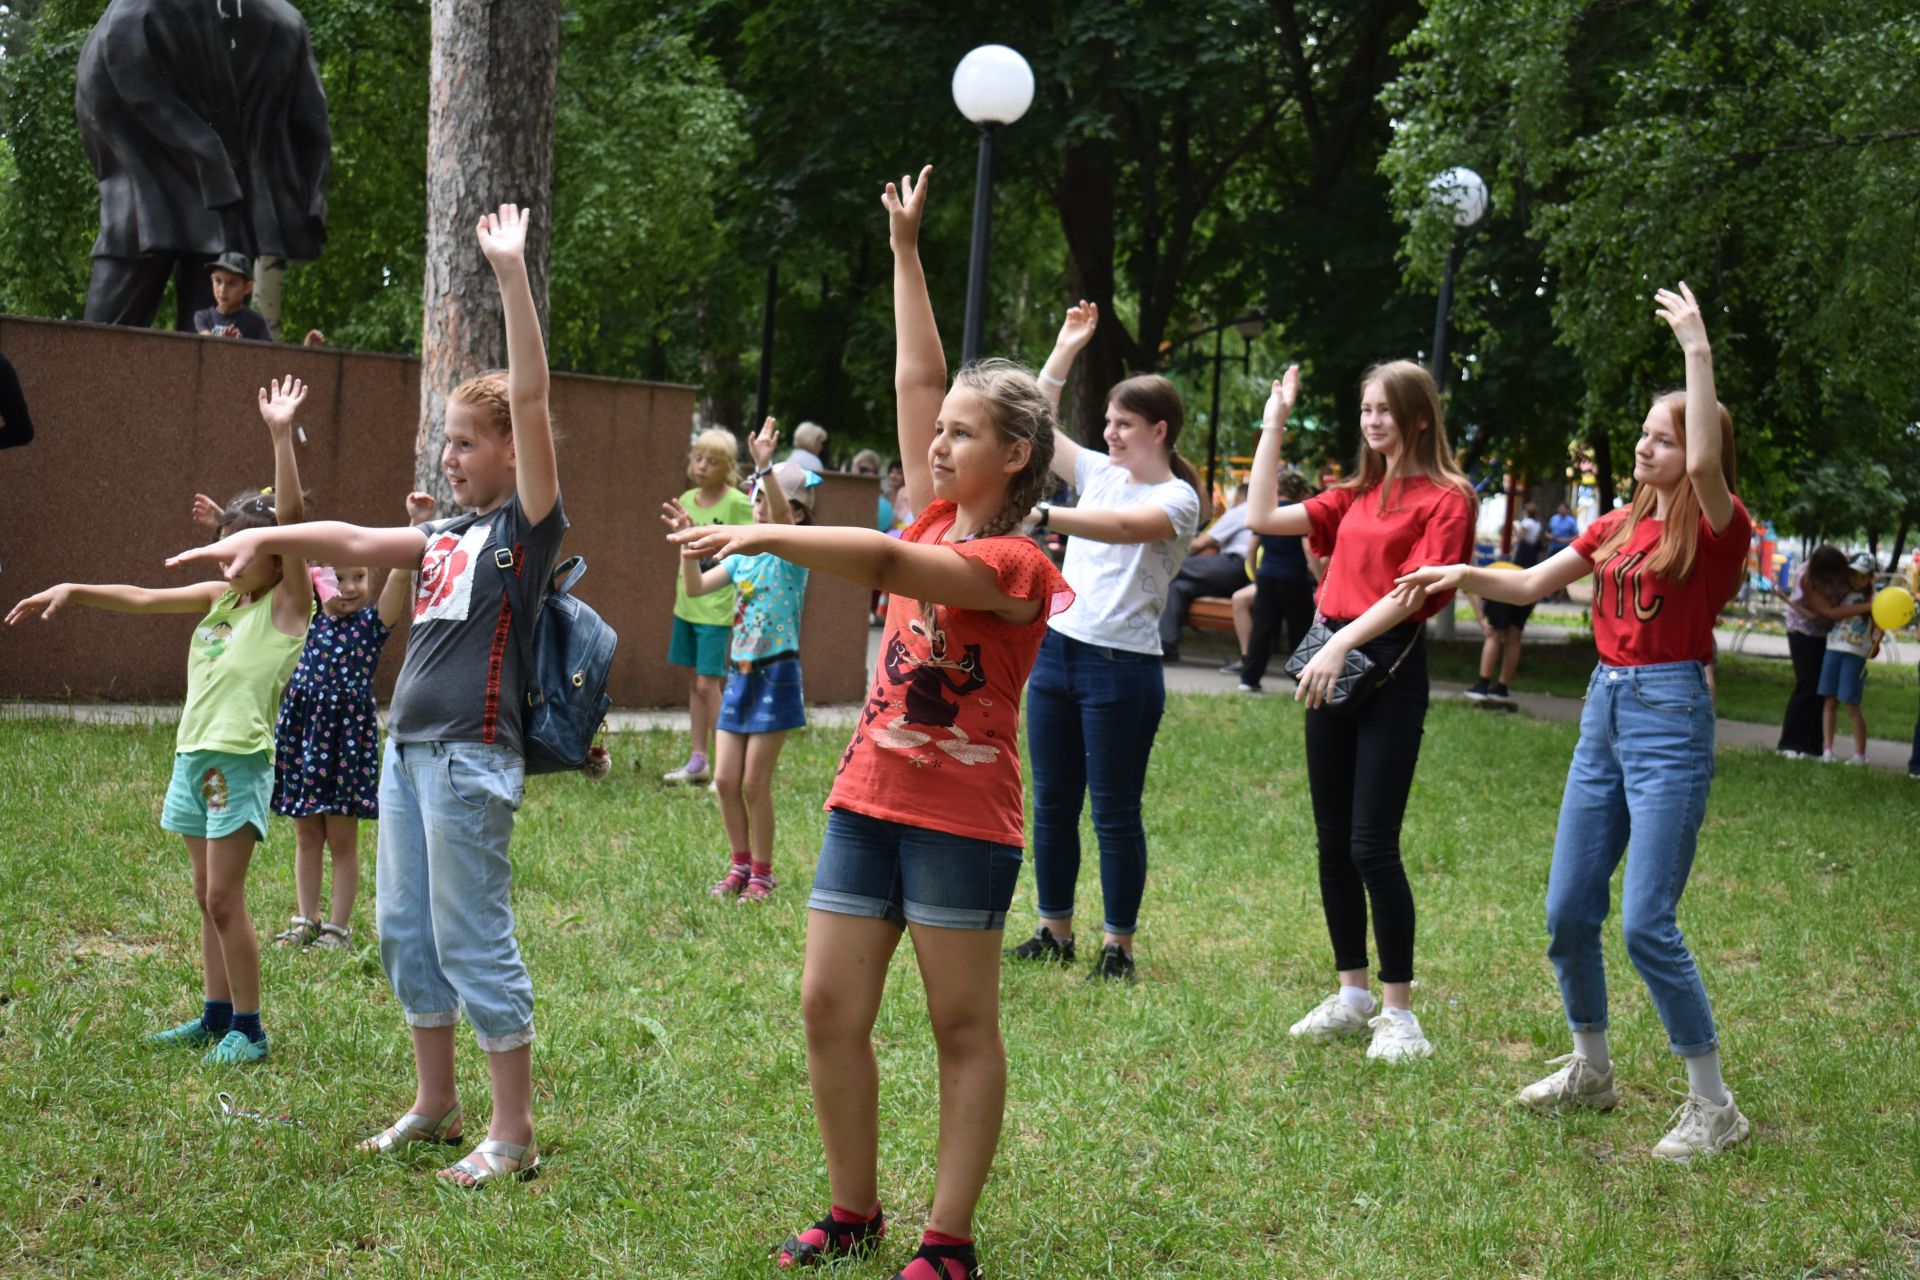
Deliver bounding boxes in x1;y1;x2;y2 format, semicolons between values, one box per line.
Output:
952;45;1035;365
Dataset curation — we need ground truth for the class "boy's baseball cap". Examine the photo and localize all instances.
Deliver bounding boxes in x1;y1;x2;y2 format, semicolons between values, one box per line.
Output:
206;251;253;277
1847;552;1877;575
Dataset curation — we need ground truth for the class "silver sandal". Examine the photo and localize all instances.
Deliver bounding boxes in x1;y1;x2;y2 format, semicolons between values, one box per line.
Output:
314;922;354;950
358;1102;463;1154
443;1138;540;1186
273;915;319;948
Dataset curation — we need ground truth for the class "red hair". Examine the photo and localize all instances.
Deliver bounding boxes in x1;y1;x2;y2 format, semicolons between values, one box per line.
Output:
449;372;512;436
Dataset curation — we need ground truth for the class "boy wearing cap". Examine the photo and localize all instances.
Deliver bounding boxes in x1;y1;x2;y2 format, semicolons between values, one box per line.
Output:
195;253;274;341
1818;551;1881;764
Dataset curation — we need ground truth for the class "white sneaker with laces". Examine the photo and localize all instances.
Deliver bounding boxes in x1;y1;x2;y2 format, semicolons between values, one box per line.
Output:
1653;1088;1750;1162
1365;1010;1433;1061
1516;1052;1618;1112
662;761;712;785
1288;994;1371;1041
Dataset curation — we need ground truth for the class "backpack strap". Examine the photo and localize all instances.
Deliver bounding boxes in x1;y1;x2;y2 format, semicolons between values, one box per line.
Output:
495;541;544;709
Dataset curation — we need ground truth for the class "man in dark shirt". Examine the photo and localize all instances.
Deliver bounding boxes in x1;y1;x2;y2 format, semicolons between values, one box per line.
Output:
194;252;274;341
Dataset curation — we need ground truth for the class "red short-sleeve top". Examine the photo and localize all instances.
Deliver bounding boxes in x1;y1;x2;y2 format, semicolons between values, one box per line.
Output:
1302;475;1476;622
827;501;1074;847
1572;497;1752;667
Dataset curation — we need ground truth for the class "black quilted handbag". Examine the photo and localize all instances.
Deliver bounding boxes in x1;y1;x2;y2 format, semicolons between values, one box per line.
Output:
1284;617;1422;715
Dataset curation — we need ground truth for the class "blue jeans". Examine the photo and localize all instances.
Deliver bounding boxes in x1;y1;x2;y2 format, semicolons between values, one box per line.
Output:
1026;630;1166;936
376;740;534;1051
1546;662;1719;1056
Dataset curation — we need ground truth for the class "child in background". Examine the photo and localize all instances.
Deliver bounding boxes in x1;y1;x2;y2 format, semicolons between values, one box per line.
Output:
8;378;315;1064
664;427;754;785
663;420;816;903
673;165;1071;1280
195;252;273;341
1819;551;1880;764
269;494;438;949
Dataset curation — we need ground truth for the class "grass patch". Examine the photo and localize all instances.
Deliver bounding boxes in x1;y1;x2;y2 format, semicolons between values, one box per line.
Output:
1;705;1916;1277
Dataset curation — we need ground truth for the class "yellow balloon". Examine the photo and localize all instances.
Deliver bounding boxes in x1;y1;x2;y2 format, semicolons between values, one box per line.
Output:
1872;585;1915;632
1488;560;1523;572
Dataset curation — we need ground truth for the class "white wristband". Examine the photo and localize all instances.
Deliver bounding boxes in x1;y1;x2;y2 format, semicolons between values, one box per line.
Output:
1038;371;1065;388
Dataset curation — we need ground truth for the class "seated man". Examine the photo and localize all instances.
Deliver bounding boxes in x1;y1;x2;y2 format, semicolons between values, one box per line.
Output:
1159;483;1253;663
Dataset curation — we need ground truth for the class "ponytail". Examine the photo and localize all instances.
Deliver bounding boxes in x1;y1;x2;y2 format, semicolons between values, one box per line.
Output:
1167;451;1211;526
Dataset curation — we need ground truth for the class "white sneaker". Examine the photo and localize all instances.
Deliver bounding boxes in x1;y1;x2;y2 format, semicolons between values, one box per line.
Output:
1236;682;1265;696
1516;1052;1618;1112
1821;749;1838;762
1288;994;1371;1041
1365;1010;1433;1061
1653;1088;1750;1162
662;761;712;785
1845;754;1868;767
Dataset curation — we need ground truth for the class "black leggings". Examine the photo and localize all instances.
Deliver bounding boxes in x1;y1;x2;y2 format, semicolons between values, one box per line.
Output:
1302;622;1429;984
1242;575;1317;687
1778;629;1827;756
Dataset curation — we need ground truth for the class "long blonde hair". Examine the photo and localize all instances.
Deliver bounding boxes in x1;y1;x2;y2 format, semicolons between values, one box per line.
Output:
1591;391;1737;586
1340;361;1473;513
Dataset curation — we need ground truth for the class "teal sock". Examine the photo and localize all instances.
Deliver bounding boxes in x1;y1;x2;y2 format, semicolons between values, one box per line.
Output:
202;1000;234;1033
231;1010;264;1044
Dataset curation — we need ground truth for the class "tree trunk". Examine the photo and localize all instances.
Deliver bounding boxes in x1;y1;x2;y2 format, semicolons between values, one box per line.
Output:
415;0;561;506
1055;140;1125;448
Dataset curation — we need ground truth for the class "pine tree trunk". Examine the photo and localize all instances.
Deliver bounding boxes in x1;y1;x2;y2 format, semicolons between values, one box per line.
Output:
414;0;561;506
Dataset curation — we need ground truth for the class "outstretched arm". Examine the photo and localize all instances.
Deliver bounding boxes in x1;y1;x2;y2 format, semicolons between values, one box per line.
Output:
258;376;308;526
171;521;429;581
1036;504;1175;545
1244;368;1312;537
1657;282;1734;535
670;522;1042;625
1037;301;1097;480
884;167;943;520
1392;547;1593;611
477;204;558;525
8;580;225;625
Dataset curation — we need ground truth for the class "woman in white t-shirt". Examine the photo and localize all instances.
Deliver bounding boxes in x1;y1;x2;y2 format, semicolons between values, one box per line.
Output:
1008;301;1205;983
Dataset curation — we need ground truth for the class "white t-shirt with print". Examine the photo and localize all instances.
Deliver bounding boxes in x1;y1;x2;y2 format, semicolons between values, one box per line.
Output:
1049;449;1202;655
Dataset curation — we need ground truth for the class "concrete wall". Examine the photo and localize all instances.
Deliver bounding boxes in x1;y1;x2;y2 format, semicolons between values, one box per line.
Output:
0;316;873;708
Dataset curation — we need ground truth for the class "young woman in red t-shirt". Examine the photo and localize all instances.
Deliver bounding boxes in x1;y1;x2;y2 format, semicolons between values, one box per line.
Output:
673;167;1070;1280
1243;360;1476;1063
1396;283;1753;1161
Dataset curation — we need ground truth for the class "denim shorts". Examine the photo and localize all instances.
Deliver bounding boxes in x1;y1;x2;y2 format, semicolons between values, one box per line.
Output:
161;749;273;841
809;808;1023;931
1817;649;1866;705
717;655;806;735
668;617;731;677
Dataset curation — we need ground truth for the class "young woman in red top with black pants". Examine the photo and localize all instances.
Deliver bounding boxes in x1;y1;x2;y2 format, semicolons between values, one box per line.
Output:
1244;361;1476;1063
1398;283;1753;1161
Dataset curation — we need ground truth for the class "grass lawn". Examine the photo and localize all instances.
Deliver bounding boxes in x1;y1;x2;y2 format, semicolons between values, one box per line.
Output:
2;701;1916;1278
1427;637;1920;739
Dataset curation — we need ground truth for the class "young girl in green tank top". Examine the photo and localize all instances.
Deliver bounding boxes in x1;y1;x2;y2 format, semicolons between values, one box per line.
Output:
6;378;315;1065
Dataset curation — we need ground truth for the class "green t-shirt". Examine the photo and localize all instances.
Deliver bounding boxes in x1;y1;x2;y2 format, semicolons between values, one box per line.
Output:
176;582;308;757
674;485;754;626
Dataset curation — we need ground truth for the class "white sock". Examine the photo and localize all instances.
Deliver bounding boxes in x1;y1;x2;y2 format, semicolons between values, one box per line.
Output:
1572;1030;1611;1074
1684;1049;1730;1106
1338;985;1375;1014
1383;1006;1418;1023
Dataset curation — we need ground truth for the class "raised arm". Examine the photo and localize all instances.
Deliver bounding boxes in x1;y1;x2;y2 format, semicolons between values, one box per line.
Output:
659;498;732;598
477;204;558;525
1656;282;1734;535
670;522;1043;625
1244;368;1312;537
747;418;791;526
258;376;309;525
171;521;429;580
8;580;225;625
884;167;943;519
1036;301;1097;480
376;492;439;627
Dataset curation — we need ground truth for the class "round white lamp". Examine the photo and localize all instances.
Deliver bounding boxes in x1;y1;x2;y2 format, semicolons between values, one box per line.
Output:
1428;166;1489;228
952;45;1035;126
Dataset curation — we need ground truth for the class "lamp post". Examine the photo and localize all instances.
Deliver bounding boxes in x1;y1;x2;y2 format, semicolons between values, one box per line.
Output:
1426;166;1488;393
952;45;1035;364
1201;313;1266;501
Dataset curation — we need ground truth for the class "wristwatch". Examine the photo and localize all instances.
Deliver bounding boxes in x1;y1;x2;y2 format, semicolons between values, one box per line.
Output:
1036;502;1052;529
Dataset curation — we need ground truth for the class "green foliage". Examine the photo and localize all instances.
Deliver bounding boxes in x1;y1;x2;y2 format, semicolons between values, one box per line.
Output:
0;0;106;320
1382;0;1920;515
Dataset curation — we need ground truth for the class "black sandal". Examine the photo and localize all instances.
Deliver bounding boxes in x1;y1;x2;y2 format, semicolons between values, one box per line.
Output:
893;1240;982;1280
777;1207;886;1268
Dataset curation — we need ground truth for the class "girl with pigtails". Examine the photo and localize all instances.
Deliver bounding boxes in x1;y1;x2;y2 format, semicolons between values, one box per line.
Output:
1396;283;1753;1161
671;166;1070;1280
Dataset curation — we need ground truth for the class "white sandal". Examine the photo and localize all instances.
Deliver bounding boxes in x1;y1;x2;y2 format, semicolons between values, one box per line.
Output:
273;915;319;948
358;1102;463;1154
443;1138;540;1186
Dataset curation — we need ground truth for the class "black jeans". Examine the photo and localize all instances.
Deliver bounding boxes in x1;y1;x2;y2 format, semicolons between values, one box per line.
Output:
1778;630;1828;756
1159;553;1247;650
1302;621;1429;983
1241;575;1317;688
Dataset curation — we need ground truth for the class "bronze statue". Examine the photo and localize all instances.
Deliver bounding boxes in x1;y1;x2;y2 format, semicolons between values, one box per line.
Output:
76;0;331;332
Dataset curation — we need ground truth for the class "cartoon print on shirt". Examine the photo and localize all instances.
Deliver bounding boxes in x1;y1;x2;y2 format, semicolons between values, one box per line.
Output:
198;619;235;660
1597;548;1665;623
414;519;493;623
863;609;1000;765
